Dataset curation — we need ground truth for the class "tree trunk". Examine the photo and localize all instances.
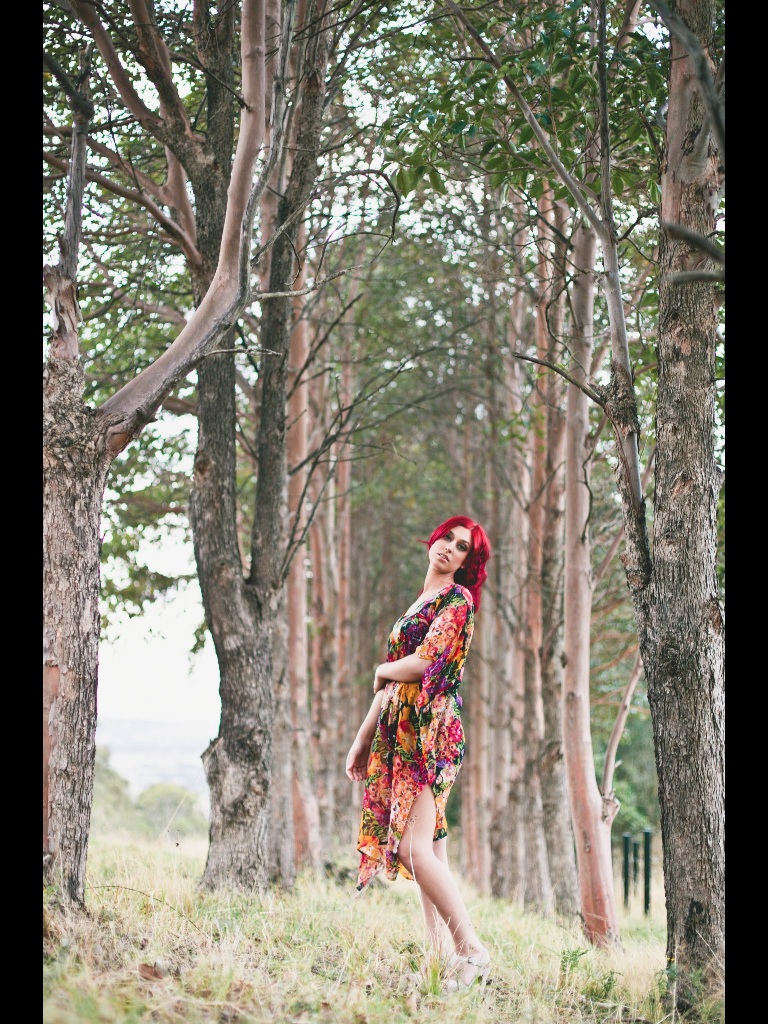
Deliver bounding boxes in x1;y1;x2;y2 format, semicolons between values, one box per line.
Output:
309;503;340;855
42;56;104;904
193;308;282;890
520;195;560;917
521;385;554;916
465;599;491;893
562;221;620;946
200;0;330;889
489;232;530;903
538;196;580;919
270;595;296;884
333;337;356;848
643;0;725;1006
287;228;322;871
43;362;110;904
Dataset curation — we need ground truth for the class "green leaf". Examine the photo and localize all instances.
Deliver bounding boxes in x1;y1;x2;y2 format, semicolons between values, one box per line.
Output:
486;153;509;170
626;120;644;143
427;167;448;195
394;167;410;196
412;165;428;188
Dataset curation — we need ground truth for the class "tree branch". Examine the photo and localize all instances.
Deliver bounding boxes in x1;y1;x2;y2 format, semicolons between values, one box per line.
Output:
514;353;607;407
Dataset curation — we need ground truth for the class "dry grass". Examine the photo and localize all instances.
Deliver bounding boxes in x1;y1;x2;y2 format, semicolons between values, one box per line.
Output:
43;833;719;1024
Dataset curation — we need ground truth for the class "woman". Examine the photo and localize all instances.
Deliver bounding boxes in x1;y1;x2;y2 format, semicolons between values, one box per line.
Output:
345;515;492;991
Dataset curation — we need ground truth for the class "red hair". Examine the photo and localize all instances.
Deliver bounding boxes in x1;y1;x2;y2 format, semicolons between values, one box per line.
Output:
422;515;491;611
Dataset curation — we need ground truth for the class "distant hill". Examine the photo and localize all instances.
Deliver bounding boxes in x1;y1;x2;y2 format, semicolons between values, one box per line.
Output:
95;717;213;815
93;744;208;839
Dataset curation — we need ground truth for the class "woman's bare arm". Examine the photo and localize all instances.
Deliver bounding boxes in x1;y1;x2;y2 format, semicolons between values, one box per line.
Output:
345;690;386;781
373;653;433;692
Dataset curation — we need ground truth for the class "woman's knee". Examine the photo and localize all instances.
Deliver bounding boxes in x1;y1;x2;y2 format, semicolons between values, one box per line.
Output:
399;836;436;876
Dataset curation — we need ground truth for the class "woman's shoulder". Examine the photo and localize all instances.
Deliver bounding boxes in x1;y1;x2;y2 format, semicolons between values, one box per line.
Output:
445;583;474;608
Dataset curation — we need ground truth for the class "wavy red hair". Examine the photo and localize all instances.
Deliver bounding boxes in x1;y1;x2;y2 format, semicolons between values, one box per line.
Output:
422;515;491;610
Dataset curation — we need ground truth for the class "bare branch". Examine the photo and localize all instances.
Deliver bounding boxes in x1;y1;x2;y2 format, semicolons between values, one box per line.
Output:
514;353;606;407
43;150;202;266
98;0;298;452
601;650;644;797
661;221;724;265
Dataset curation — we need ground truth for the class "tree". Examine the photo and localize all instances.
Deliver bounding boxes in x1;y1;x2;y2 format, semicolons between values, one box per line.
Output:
195;0;334;891
644;0;725;1009
44;0;294;905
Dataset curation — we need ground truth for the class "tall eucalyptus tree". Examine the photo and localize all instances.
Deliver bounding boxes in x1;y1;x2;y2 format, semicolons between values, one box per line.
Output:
647;0;725;1009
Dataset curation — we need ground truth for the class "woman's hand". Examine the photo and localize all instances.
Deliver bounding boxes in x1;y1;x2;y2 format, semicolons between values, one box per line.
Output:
345;736;371;782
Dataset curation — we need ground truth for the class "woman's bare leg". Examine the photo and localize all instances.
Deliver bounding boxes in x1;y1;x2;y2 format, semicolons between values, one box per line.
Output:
418;838;454;955
398;785;484;957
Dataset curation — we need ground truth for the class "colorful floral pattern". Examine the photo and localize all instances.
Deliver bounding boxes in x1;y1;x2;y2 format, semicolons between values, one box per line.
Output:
355;583;475;891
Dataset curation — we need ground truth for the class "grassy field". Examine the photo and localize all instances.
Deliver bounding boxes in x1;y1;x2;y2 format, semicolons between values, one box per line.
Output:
43;833;721;1024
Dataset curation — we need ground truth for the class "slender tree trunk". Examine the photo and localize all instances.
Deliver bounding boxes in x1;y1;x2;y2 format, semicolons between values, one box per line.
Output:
486;369;520;900
309;503;340;855
269;596;296;884
345;496;373;839
490;230;530;903
562;221;620;945
465;599;491;893
521;407;554;914
287;227;322;871
520;194;560;917
332;335;356;849
538;196;580;919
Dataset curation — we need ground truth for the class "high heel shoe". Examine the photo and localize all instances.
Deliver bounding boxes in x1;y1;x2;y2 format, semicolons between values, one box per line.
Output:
443;947;491;991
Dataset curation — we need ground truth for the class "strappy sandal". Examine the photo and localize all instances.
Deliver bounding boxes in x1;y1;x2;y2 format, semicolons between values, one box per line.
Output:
443;946;491;991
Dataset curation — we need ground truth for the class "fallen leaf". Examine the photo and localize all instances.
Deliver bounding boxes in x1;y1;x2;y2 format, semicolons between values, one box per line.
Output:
138;963;164;980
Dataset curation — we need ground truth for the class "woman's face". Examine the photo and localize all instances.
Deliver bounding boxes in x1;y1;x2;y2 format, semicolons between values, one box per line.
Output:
429;525;472;576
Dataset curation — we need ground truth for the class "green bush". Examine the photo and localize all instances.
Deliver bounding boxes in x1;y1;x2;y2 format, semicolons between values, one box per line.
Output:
136;782;209;839
92;747;208;840
92;746;154;837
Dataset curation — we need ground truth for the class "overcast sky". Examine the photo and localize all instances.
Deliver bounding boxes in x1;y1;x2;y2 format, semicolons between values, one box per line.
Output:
97;576;221;731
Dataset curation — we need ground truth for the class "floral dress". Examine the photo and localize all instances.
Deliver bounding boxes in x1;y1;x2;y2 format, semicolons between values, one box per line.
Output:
355;583;475;891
